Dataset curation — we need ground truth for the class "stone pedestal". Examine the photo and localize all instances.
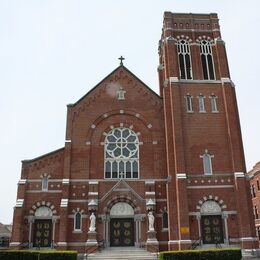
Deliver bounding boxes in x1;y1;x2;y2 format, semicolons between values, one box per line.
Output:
85;231;98;254
146;230;159;253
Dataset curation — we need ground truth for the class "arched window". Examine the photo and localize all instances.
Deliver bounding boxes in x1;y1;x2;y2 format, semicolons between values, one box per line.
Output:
210;94;218;112
74;212;82;231
162;211;168;229
199;40;215;80
105;127;139;179
42;176;48;191
177;39;192;79
185;94;193;112
198;94;206;112
200;150;214;175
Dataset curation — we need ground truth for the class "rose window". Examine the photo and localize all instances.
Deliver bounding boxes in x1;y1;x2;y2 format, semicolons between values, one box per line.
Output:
105;128;139;179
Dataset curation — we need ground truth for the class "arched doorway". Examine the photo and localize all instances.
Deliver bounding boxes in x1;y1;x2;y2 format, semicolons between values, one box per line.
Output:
110;202;135;247
200;200;224;244
33;206;53;247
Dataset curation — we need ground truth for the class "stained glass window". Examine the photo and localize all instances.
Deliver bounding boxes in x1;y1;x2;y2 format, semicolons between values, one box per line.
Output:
105;128;139;179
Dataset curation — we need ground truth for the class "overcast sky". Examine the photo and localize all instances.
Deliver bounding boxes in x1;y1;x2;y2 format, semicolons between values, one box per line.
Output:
0;0;260;224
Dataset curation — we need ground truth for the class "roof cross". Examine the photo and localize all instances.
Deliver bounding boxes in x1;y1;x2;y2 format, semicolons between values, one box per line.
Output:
118;56;125;66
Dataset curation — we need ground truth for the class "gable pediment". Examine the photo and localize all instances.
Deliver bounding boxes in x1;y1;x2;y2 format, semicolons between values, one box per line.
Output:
100;179;144;202
69;66;162;118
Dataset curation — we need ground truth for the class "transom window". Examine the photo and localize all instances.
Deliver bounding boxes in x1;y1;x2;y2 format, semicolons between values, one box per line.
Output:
105;127;139;179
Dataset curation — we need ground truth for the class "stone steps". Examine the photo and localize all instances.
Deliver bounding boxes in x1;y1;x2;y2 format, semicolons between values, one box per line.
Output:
85;247;158;260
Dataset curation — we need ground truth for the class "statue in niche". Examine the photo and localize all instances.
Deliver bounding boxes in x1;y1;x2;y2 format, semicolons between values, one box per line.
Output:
147;211;155;231
89;212;96;232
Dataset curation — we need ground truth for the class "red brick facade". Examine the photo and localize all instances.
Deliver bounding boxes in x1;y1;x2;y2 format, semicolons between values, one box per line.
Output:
247;162;260;247
10;12;257;253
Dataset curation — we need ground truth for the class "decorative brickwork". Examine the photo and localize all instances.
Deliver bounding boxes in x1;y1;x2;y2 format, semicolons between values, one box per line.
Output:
10;12;257;253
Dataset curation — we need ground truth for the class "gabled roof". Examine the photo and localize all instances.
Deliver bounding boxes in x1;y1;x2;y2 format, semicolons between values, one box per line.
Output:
70;65;161;107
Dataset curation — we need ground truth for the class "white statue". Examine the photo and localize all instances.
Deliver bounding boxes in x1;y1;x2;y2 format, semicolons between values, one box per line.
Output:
89;212;96;232
148;211;155;231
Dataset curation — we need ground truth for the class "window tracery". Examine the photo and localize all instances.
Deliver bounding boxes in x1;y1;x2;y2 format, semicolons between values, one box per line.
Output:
199;39;215;80
177;39;192;79
105;127;139;179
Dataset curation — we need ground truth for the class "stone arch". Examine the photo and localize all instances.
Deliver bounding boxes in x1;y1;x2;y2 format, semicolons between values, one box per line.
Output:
196;195;227;212
86;109;154;142
104;196;140;215
110;202;134;217
29;201;57;216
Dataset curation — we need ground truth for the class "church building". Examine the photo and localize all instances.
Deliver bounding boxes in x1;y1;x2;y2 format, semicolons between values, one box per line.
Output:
10;12;258;253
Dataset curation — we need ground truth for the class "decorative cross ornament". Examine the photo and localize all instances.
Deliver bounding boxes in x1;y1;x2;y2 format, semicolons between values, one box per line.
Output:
117;87;126;100
119;172;124;179
118;56;125;66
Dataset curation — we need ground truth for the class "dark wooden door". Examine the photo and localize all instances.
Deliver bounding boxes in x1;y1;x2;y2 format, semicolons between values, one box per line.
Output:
201;215;224;244
110;218;134;246
33;219;52;247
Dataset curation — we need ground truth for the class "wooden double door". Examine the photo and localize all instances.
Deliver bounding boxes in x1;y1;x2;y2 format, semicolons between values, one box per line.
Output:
201;215;224;244
110;218;134;247
33;219;52;247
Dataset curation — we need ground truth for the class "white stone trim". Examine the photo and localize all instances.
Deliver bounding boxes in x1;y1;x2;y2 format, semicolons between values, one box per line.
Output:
57;242;68;246
145;181;155;185
176;173;187;179
26;190;62;193
18;179;27;184
69;200;89;203
10;242;21;246
62;179;70;184
168;239;192;245
221;77;231;83
15;199;24;207
240;237;258;241
145;191;155;195
88;192;98;195
169;77;179;83
89;181;99;185
60;199;69;207
65;140;71;143
235;172;245;178
152;141;158;145
86;141;91;145
66;242;86;246
187;185;234;189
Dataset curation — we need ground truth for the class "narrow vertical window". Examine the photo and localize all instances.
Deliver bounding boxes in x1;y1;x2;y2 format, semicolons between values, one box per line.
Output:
162;212;168;229
74;212;82;231
254;206;258;219
177;39;192;79
198;94;206;112
199;40;215;80
200;150;214;175
185;94;193;112
210;94;218;112
42;176;48;191
257;180;260;191
252;185;256;198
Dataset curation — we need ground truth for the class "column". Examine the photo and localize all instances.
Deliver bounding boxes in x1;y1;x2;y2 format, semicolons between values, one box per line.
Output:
52;218;57;248
28;217;34;248
196;215;201;242
223;214;229;244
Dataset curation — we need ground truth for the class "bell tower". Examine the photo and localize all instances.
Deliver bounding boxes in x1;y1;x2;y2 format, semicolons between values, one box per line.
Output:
159;12;257;250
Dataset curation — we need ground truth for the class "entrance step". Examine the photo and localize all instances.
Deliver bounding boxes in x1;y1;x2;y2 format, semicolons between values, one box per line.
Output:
86;247;158;260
